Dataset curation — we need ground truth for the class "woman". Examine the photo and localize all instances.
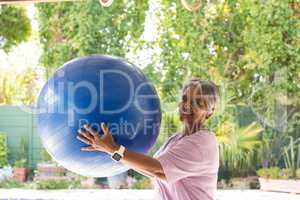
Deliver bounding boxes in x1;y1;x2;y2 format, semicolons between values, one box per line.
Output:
77;78;219;200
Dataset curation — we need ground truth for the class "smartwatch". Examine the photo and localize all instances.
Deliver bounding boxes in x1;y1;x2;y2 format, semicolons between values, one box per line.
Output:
111;145;125;162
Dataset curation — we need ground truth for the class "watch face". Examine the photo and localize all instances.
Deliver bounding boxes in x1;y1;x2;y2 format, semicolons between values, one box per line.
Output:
112;153;122;161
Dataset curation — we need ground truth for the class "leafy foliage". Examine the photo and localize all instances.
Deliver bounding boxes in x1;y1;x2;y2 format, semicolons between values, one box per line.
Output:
297;169;300;178
159;0;300;101
0;5;31;52
257;167;297;179
36;0;148;72
14;137;29;168
217;121;262;177
258;128;288;168
0;133;9;167
0;179;24;188
0;67;41;105
283;136;300;177
256;167;281;179
32;179;80;189
132;176;152;189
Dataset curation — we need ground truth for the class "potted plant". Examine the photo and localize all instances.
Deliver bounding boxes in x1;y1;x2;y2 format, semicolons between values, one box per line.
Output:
13;159;27;182
13;137;28;182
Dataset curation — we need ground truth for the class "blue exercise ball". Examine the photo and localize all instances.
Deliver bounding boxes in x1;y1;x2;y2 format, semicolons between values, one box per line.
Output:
37;55;161;177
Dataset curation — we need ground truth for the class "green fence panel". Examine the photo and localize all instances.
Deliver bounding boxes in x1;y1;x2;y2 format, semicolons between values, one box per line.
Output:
0;105;43;168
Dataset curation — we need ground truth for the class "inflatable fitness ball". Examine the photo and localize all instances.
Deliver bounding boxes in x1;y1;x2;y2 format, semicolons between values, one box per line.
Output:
37;55;161;177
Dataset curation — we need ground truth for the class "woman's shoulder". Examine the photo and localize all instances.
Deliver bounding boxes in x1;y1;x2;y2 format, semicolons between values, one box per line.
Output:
153;132;182;157
182;130;217;146
161;132;182;143
194;129;215;137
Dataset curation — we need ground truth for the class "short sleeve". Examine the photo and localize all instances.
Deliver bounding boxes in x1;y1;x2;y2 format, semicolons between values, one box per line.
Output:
157;134;218;183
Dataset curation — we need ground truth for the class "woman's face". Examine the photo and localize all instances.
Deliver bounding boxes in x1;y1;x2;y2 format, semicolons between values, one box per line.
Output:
178;86;207;124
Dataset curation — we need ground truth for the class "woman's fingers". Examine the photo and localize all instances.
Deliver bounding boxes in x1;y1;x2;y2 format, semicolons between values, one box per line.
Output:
81;146;96;151
78;129;94;141
76;135;92;145
101;123;109;135
84;124;99;136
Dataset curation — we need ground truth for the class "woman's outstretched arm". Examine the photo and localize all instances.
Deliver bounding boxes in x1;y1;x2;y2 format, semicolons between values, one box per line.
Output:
121;149;166;180
76;123;166;181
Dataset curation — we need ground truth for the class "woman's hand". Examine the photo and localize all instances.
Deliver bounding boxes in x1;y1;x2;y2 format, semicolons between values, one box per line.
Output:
76;122;166;181
76;123;120;155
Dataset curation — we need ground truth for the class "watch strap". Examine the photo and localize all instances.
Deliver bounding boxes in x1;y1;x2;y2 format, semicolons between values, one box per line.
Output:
111;145;125;162
116;145;125;157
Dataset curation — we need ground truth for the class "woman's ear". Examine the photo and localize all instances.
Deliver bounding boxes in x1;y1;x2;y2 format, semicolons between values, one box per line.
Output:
193;107;208;122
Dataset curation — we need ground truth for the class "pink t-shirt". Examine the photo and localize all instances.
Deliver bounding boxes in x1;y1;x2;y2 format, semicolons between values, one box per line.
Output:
153;130;219;200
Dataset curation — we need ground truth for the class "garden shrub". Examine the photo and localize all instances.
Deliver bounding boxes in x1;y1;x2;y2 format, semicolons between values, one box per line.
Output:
296;169;300;179
268;168;281;179
279;168;293;179
0;134;9;167
0;179;24;188
257;167;300;179
256;167;280;179
32;178;81;190
132;177;152;189
35;179;65;189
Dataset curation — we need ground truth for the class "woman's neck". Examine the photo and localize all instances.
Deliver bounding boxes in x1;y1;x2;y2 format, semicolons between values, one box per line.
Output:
183;121;206;136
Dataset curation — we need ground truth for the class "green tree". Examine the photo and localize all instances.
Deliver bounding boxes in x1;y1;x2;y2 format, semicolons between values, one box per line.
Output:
0;67;41;105
159;0;299;104
158;0;300;172
217;121;263;177
36;0;148;73
0;5;31;52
